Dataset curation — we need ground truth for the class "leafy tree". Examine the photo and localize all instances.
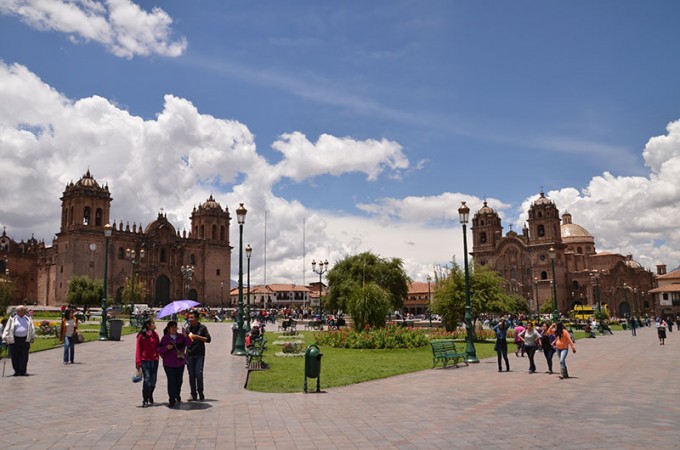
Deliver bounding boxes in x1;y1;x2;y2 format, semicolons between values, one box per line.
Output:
429;259;531;331
347;281;392;330
0;278;16;313
120;276;148;308
540;299;554;314
66;276;103;308
326;252;410;312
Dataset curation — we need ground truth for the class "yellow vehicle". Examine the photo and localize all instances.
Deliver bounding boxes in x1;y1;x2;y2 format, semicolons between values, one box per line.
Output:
569;304;609;320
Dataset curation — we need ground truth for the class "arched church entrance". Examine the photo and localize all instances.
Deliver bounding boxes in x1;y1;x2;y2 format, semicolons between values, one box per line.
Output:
155;275;171;306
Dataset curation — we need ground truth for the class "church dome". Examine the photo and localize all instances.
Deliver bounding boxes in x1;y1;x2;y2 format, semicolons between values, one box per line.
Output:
75;170;100;188
561;212;594;244
145;212;177;236
201;194;222;211
533;191;553;206
478;201;494;215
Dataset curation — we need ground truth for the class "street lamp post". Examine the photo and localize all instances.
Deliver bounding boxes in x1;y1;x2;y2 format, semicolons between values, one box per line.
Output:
99;224;113;340
220;281;224;307
126;247;145;318
181;265;194;299
548;247;559;322
427;274;432;328
245;244;252;332
458;202;479;363
623;282;630;319
534;277;540;317
311;259;329;317
590;270;602;332
232;203;248;356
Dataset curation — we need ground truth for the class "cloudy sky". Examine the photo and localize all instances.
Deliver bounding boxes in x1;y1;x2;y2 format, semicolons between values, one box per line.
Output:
1;1;680;286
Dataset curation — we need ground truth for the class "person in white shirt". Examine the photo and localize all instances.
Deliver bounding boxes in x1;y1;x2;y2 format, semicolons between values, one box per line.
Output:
1;305;37;376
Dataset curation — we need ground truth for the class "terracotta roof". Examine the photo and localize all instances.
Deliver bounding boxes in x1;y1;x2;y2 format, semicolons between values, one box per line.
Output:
657;268;680;280
649;284;680;293
408;281;431;295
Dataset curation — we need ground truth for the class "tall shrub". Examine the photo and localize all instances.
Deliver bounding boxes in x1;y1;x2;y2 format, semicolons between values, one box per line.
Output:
347;282;391;330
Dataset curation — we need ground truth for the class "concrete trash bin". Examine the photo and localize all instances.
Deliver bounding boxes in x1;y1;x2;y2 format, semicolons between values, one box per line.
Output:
304;344;323;393
108;319;124;341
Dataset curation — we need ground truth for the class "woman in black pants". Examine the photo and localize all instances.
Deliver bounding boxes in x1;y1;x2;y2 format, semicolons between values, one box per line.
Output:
493;319;510;372
539;322;556;374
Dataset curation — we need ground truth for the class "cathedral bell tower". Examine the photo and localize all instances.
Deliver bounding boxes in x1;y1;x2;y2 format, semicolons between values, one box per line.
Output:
471;201;503;267
59;170;112;234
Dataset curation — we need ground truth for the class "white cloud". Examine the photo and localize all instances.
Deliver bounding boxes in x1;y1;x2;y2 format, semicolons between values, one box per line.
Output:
0;0;186;58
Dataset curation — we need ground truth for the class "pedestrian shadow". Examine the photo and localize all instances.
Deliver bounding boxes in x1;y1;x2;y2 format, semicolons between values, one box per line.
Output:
173;401;213;411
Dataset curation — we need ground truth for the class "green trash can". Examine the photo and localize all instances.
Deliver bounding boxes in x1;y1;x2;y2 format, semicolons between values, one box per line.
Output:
622;321;627;330
108;319;124;341
304;344;323;393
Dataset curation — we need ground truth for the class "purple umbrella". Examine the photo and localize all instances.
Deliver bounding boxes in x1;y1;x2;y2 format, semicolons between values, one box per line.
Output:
156;300;201;319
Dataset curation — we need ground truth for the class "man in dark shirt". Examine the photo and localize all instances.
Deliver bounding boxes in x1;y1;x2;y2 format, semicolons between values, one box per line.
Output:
185;310;211;401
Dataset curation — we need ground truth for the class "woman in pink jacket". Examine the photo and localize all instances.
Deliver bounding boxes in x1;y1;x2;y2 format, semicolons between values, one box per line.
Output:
135;318;160;407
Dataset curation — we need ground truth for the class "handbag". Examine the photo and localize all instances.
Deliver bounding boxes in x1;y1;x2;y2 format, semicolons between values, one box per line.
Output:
74;330;84;344
132;368;143;383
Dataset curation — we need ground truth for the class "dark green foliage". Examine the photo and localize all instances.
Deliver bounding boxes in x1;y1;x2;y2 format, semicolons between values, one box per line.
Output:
66;275;103;308
347;282;392;330
326;251;410;312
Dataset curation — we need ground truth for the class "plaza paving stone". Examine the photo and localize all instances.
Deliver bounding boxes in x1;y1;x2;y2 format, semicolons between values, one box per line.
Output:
1;323;678;449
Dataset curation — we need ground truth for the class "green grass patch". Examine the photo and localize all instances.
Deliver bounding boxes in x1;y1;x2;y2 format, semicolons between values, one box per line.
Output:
25;323;137;353
247;332;498;393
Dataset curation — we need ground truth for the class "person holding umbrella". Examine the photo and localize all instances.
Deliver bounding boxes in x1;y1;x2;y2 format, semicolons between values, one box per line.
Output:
158;320;190;407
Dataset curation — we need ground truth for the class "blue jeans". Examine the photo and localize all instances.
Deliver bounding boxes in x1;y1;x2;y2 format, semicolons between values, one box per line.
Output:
63;335;75;363
141;360;159;392
558;348;569;369
186;354;205;396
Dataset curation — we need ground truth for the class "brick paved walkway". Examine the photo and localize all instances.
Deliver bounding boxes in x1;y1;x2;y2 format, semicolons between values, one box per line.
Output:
1;323;678;449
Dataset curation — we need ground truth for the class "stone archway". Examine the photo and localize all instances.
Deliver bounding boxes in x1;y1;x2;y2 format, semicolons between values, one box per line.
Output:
155;274;171;306
619;301;631;318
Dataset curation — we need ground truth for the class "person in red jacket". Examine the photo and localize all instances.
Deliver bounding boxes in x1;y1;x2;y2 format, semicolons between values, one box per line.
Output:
135;318;160;407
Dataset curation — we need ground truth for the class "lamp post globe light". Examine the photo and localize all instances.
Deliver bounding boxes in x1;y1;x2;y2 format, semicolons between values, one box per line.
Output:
220;281;224;307
245;244;252;333
458;201;479;364
427;274;432;328
99;224;113;340
311;259;329;317
232;203;248;356
181;265;195;299
548;247;559;323
533;277;540;317
126;247;145;319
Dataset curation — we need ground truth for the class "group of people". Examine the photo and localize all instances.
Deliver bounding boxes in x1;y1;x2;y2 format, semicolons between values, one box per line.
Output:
135;310;211;407
493;319;576;379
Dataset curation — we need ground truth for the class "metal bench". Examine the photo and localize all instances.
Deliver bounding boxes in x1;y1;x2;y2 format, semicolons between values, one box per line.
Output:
430;339;468;368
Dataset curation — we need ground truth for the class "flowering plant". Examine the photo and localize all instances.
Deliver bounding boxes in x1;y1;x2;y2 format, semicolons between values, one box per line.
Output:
37;320;58;337
315;324;430;349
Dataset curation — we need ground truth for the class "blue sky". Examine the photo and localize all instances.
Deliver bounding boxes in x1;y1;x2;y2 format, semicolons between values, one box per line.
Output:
1;1;680;284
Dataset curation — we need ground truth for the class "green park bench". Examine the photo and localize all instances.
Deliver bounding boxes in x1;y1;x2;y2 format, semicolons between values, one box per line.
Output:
278;319;297;332
430;339;469;368
244;337;269;388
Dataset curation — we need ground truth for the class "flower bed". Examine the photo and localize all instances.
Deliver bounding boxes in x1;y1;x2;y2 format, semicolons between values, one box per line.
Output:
314;324;430;349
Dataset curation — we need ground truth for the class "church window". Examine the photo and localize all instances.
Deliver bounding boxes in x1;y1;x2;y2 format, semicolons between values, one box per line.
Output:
190;254;196;265
480;220;485;226
538;225;545;237
220;225;225;241
577;247;583;254
200;225;204;239
541;271;547;280
212;224;217;240
480;260;486;266
510;268;516;279
538;212;543;218
480;232;487;244
572;280;579;290
216;269;221;276
118;247;125;259
95;208;102;226
83;206;90;225
160;248;167;263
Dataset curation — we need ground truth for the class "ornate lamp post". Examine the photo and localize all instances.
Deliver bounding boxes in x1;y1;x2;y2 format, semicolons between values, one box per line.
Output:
181;265;195;299
311;259;329;317
220;281;224;307
126;247;145;318
232;203;248;356
427;274;432;328
458;202;479;363
548;247;559;322
623;282;631;318
245;244;252;332
99;224;113;340
534;277;540;316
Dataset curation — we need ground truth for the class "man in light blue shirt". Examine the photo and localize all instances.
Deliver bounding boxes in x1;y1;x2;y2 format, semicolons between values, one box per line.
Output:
1;305;36;376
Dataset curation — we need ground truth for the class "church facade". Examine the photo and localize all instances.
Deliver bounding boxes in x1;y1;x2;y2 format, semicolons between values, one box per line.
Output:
2;171;233;307
470;192;656;318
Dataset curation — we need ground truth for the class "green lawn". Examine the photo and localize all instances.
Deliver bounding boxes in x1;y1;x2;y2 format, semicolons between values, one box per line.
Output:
28;323;137;353
247;332;498;393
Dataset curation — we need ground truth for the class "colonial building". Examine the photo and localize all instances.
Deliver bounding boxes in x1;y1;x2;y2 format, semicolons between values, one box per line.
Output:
229;284;312;309
2;170;233;307
649;265;680;318
470;192;656;318
404;281;432;315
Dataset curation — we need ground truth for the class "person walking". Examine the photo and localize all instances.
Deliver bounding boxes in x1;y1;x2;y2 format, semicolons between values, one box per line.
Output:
656;318;668;345
550;322;576;379
59;308;79;365
539;321;556;374
1;305;37;376
493;319;510;372
519;321;541;373
158;321;190;407
629;315;637;336
135;318;160;407
185;310;212;401
514;321;526;357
